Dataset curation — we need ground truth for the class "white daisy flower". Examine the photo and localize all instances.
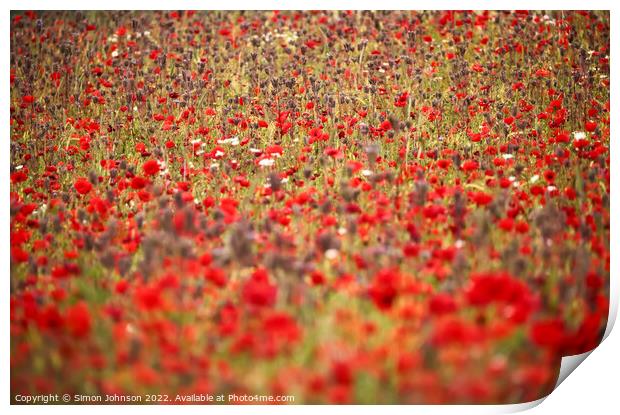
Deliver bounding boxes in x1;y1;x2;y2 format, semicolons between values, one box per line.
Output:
325;249;339;260
259;158;275;167
218;136;240;146
573;131;586;140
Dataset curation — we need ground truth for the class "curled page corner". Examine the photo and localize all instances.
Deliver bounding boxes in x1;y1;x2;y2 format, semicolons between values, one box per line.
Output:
602;277;618;341
496;397;547;414
499;349;601;413
510;278;618;411
552;273;617;392
555;351;593;388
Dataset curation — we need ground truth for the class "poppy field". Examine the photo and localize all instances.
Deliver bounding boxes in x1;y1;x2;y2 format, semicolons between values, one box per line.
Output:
10;10;610;404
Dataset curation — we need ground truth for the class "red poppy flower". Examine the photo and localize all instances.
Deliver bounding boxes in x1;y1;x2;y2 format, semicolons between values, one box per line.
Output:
429;293;457;315
130;176;148;190
262;312;301;344
529;318;567;351
368;268;400;310
470;191;493;206
142;159;160;176
465;272;537;323
205;267;227;288
242;268;277;308
74;177;93;195
135;284;164;311
65;301;92;338
380;119;392;131
542;170;556;183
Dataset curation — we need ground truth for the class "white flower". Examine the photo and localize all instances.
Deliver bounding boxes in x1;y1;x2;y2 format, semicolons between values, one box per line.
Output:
259;158;275;167
361;169;373;176
35;204;47;215
573;131;586;140
111;50;119;58
325;249;339;260
215;150;225;157
530;175;539;183
502;154;514;160
218;136;240;146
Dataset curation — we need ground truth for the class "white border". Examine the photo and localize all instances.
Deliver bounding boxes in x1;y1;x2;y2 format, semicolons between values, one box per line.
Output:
3;2;618;415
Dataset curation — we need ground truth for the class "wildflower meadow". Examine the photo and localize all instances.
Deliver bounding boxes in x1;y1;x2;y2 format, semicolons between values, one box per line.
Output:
9;10;610;405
